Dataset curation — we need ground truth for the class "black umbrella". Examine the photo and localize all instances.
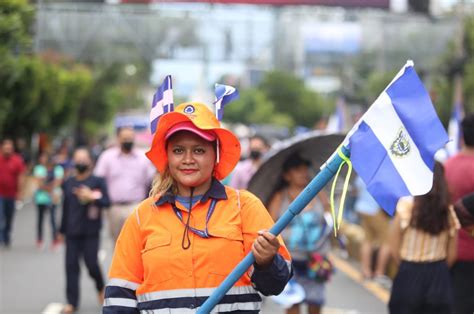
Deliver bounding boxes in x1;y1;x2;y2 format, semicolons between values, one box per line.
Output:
248;131;346;206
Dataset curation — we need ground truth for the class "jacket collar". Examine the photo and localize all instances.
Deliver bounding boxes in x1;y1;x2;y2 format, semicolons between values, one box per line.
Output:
155;178;227;206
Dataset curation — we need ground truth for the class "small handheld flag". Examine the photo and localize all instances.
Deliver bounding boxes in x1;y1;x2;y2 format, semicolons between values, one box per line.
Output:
214;83;239;121
345;60;449;215
326;96;347;132
446;101;464;156
150;75;173;134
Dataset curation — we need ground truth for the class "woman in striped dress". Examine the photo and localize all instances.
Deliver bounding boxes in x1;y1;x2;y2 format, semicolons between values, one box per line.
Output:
388;162;460;314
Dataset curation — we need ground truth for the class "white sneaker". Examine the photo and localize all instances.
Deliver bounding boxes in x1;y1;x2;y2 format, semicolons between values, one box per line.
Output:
373;275;392;289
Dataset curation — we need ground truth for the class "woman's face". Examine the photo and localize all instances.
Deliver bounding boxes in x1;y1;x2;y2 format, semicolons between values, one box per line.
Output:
284;165;310;189
167;131;216;196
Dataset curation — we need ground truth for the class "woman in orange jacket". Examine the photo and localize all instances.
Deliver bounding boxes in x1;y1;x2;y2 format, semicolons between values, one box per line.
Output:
103;102;292;313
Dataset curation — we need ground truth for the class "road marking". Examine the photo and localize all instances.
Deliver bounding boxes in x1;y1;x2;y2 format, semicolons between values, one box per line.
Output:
42;302;63;314
328;253;390;304
323;307;360;314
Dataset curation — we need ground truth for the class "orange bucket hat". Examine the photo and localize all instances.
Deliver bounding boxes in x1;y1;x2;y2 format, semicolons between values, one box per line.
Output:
146;102;241;180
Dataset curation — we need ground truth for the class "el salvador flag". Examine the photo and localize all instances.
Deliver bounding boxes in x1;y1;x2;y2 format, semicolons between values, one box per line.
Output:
150;75;173;134
214;83;239;121
345;60;448;215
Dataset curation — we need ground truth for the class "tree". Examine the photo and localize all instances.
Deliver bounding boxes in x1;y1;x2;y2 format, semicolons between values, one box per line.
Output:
258;71;329;128
431;16;474;122
223;88;293;127
0;0;147;145
0;0;93;141
74;64;121;144
0;0;33;53
359;70;397;106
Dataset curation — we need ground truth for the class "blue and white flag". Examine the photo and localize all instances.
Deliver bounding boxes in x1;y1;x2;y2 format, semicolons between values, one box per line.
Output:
345;60;448;215
446;101;464;156
214;83;239;121
150;75;173;133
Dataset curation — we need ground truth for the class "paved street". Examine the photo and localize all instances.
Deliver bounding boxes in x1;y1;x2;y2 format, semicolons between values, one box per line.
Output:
1;203;387;314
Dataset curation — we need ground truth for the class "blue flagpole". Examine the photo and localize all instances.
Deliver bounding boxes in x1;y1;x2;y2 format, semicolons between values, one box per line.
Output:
197;146;350;314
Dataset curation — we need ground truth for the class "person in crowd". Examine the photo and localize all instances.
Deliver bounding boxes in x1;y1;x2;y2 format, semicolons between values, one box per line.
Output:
268;153;331;314
453;192;474;228
16;137;32;170
444;113;474;314
102;102;292;313
353;176;391;283
0;138;26;248
54;139;74;178
94;126;155;244
59;147;110;313
388;162;460;314
33;152;64;250
229;134;270;189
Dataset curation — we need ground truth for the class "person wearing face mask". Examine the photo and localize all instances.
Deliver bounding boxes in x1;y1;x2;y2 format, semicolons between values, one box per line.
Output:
102;102;292;313
268;154;331;314
59;147;110;313
0;138;26;248
229;135;270;190
94;127;155;244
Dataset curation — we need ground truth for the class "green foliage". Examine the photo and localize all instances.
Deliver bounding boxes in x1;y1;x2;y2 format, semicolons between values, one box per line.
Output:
431;75;452;124
0;0;33;53
222;71;328;129
257;71;329;128
465;17;474;59
0;0;133;143
463;60;474;113
432;16;474;122
360;71;397;105
0;52;93;138
76;64;122;138
224;88;293;127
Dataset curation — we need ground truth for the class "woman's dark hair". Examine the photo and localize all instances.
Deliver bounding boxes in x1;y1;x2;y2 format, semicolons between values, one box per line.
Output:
462;113;474;147
410;162;451;235
273;153;311;192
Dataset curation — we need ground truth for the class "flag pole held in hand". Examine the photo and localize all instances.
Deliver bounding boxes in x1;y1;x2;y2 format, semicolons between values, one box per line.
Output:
198;60;448;313
197;146;350;314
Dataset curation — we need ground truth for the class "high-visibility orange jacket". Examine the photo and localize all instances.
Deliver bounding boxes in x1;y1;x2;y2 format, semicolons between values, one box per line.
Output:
103;179;292;313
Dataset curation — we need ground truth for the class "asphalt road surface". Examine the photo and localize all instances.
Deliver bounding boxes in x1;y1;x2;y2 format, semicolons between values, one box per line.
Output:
0;203;387;314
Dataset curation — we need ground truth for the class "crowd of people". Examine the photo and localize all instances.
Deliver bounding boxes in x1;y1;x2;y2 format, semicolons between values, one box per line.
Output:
0;105;473;314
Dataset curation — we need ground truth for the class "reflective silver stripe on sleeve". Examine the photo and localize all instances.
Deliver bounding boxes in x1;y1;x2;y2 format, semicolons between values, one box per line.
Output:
108;278;140;290
104;297;138;308
137;285;257;302
211;301;261;312
140;309;195;314
137;301;261;313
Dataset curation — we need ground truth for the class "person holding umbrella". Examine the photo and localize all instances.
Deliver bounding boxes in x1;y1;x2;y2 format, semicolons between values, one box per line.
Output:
268;153;332;314
103;102;292;313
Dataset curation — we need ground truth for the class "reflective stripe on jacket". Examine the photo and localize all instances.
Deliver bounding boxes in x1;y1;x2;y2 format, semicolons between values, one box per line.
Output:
103;180;292;313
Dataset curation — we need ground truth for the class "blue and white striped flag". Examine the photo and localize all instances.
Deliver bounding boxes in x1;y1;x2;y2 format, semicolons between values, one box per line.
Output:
150;75;173;134
446;101;464;156
214;83;239;121
345;60;448;215
326;96;347;132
